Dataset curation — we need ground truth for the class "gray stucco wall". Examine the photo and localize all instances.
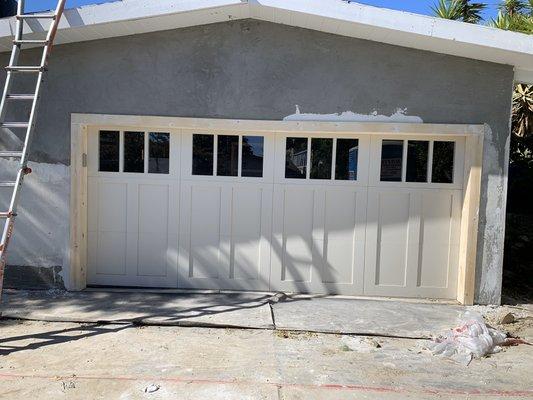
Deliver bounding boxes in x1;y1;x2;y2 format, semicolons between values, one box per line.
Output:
0;19;513;303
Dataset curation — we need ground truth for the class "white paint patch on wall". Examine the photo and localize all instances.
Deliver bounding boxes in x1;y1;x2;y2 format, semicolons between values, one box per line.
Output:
283;106;424;123
0;159;70;276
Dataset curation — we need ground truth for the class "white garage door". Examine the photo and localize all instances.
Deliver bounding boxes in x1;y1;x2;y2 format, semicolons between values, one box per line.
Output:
86;126;464;299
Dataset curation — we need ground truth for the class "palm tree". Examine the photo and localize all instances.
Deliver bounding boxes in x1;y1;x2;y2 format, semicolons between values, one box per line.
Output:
432;0;463;20
490;0;533;32
513;84;533;138
500;0;527;16
434;0;533;143
432;0;487;23
490;9;533;32
461;0;488;22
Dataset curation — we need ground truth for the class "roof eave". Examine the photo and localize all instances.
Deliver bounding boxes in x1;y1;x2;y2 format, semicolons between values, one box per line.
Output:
0;0;530;83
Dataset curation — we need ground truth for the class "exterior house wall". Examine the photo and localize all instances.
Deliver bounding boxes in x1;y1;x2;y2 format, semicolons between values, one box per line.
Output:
0;19;514;304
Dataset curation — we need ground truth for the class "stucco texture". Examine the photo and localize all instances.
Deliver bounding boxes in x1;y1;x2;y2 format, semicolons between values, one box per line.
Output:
0;20;514;303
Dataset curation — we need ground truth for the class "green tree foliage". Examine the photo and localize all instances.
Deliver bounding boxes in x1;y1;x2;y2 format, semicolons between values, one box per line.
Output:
433;0;533;150
500;0;528;15
431;0;487;22
511;85;533;165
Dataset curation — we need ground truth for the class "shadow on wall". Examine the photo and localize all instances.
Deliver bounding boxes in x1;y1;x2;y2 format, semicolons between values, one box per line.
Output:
0;157;70;288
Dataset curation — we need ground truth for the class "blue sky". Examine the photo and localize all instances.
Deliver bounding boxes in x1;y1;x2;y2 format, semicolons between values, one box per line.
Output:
25;0;500;20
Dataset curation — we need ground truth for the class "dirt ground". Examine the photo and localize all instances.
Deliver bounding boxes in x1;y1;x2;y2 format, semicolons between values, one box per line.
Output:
0;314;532;400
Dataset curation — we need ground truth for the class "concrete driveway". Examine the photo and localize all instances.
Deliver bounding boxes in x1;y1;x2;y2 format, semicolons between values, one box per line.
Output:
0;290;532;399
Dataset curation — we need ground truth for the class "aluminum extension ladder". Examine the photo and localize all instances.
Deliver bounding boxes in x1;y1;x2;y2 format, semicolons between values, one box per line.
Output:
0;0;66;299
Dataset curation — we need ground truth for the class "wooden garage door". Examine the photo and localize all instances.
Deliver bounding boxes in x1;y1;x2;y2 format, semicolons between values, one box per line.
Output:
86;125;465;299
364;137;465;299
86;129;179;287
176;133;273;291
270;135;370;295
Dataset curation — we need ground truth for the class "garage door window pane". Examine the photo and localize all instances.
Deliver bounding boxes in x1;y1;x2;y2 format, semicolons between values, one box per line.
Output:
335;139;358;181
192;134;214;175
217;135;239;177
149;132;170;174
124;131;144;173
381;140;403;182
406;140;429;183
242;136;264;177
432;141;455;183
99;130;119;172
310;138;333;180
285;137;308;179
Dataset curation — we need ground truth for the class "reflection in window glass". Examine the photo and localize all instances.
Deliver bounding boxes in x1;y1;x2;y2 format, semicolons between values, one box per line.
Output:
406;140;429;182
380;140;403;182
335;139;358;181
192;134;214;175
124;131;144;173
242;136;264;177
432;141;455;183
310;138;333;180
285;137;308;179
217;135;239;177
148;132;170;174
99;130;119;172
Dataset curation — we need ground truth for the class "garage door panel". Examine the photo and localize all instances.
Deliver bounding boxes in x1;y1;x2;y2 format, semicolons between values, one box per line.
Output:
98;182;127;232
417;192;461;294
88;180;178;287
282;237;314;282
190;245;222;279
271;184;366;294
138;184;169;233
376;192;410;287
179;182;271;290
365;188;461;298
190;186;221;243
231;187;262;238
282;188;314;237
189;185;223;279
231;187;264;281
136;184;172;277
273;187;315;286
418;244;451;288
137;232;169;277
323;190;357;284
96;231;127;275
233;239;261;280
323;236;354;283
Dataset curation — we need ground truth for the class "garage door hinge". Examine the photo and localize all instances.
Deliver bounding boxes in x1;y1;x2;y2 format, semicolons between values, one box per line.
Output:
82;153;87;167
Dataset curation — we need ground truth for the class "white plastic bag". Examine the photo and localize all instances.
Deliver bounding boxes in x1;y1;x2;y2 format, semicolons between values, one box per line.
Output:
429;311;507;365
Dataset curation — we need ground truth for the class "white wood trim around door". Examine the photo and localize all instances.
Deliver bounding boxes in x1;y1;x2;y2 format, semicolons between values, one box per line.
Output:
70;114;484;304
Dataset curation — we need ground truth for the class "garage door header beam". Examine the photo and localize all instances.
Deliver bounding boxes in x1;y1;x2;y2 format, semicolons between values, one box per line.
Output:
70;114;485;137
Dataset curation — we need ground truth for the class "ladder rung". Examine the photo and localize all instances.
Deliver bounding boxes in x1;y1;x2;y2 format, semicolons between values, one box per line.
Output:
0;122;29;129
14;39;50;45
0;151;23;158
6;94;36;100
0;212;16;218
5;66;46;73
0;182;16;187
16;13;56;20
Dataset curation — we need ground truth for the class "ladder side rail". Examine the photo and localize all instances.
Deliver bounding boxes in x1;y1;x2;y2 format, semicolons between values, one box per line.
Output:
0;0;25;124
0;0;66;294
9;0;67;216
45;0;66;59
0;0;26;292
